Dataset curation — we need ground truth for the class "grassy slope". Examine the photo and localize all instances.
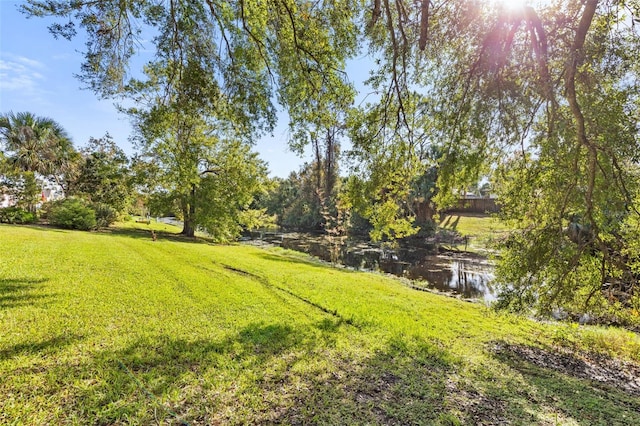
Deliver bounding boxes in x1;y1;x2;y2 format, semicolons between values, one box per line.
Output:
1;224;639;425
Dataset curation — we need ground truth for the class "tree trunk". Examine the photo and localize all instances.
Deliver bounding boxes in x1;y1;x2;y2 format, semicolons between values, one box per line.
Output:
181;185;196;237
418;0;429;50
181;214;195;237
325;127;337;198
313;136;323;194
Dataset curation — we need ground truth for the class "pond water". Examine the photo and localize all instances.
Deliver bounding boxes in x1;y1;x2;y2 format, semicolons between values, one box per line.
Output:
405;254;496;301
244;231;496;301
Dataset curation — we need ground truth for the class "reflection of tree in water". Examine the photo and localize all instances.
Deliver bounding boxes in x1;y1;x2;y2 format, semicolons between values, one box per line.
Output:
450;261;494;299
408;256;495;300
408;260;453;293
248;232;495;299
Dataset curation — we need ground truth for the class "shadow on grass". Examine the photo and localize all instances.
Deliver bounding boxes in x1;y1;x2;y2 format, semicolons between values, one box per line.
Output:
485;341;640;424
17;320;636;424
14;223;69;233
0;333;83;361
20;322;454;424
439;214;453;228
16;222;212;245
0;277;51;310
265;334;454;425
94;226;220;246
447;215;461;231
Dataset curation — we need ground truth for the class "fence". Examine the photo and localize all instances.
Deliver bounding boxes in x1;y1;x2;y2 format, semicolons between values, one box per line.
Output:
446;197;499;214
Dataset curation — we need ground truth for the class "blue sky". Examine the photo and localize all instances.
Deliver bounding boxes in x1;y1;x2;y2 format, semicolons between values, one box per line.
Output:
0;1;371;177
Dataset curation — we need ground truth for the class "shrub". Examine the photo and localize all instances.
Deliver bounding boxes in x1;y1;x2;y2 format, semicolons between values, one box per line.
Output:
92;202;118;228
0;207;37;224
48;198;97;231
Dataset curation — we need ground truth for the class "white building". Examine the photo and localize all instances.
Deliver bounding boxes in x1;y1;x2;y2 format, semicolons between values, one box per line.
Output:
0;176;64;208
0;192;13;208
40;180;65;202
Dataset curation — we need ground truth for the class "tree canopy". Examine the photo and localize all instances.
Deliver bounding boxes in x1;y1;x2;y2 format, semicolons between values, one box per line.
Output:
22;0;360;132
68;133;132;214
23;0;361;237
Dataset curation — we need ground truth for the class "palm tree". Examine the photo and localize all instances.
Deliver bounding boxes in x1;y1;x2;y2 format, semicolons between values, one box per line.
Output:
0;111;78;189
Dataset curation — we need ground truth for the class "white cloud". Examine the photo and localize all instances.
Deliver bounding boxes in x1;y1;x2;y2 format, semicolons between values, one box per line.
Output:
15;55;46;69
0;54;52;108
0;58;44;91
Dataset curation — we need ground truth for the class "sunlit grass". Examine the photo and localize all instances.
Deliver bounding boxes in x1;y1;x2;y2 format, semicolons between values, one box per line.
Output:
1;223;638;424
438;213;510;252
116;217;183;233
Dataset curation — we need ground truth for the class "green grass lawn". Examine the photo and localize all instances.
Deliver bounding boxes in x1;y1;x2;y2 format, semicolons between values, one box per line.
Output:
118;217;185;233
438;213;511;252
1;223;639;424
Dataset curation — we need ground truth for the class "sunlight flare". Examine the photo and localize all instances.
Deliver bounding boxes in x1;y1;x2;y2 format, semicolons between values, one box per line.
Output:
495;0;528;10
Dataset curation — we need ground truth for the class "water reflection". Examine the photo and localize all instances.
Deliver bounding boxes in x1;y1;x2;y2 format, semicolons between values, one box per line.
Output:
406;255;496;301
244;231;496;301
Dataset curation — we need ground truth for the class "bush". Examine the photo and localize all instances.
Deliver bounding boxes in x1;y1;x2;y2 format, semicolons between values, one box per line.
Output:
0;207;37;224
92;202;118;228
48;198;97;231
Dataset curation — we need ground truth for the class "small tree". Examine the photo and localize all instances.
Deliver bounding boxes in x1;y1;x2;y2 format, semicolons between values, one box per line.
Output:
68;133;132;214
0;167;41;212
0;111;79;192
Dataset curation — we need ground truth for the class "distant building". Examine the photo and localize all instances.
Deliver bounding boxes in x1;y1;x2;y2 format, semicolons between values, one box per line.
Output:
40;180;65;203
0;176;65;209
448;194;499;214
0;192;13;208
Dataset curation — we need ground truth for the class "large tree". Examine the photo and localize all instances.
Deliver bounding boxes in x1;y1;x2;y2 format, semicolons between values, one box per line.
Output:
24;0;360;237
357;0;640;322
132;102;270;239
119;1;273;237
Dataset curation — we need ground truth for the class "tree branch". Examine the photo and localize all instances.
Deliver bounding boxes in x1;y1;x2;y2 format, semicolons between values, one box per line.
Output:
564;0;598;224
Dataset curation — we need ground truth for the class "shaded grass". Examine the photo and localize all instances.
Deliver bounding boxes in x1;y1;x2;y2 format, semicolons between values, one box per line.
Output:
491;344;640;425
1;223;639;424
115;217;213;240
0;277;51;310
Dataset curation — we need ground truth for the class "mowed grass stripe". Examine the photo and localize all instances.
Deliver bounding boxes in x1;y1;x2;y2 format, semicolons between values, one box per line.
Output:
207;245;534;347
